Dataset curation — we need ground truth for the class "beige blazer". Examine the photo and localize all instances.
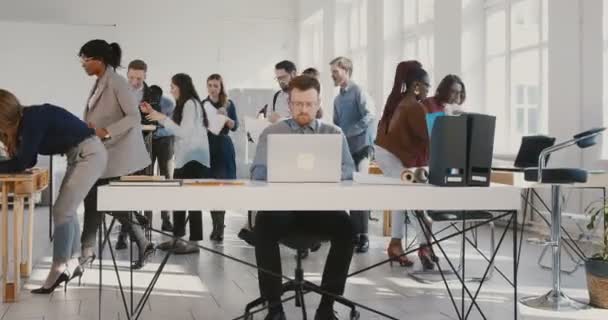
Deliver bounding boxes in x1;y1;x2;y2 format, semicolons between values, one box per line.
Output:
84;67;150;178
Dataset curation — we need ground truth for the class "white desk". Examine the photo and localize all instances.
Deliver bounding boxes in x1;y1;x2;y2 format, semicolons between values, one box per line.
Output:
96;180;523;320
98;181;521;212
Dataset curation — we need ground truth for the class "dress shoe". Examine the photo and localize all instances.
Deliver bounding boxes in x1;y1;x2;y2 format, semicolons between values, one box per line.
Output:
31;272;70;294
115;234;128;250
238;228;256;246
173;241;200;255
158;239;177;251
314;308;339;320
355;234;369;253
161;219;174;232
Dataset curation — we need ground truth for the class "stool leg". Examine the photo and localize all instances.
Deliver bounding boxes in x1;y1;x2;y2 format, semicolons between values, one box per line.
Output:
2;183;10;302
12;197;24;300
20;195;34;277
520;185;588;311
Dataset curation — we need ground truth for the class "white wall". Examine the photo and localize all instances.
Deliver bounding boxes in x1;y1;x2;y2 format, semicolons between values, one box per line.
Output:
0;0;298;114
0;0;298;180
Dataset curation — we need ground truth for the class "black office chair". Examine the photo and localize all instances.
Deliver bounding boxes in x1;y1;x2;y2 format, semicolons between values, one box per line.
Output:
514;135;557;168
244;234;360;320
520;127;605;311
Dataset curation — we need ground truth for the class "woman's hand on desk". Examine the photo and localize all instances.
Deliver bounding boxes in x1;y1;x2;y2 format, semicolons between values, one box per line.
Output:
140;102;166;122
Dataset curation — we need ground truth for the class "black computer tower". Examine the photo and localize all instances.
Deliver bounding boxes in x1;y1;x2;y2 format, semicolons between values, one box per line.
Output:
428;116;468;186
465;113;496;186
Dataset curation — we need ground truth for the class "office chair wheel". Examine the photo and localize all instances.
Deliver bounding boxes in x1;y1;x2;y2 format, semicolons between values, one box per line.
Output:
350;309;360;320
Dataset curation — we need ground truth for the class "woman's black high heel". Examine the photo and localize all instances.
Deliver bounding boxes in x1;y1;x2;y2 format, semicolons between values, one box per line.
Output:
31;272;70;294
70;265;84;286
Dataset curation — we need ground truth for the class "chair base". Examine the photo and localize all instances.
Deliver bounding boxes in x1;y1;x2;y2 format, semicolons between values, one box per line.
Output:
520;290;589;311
244;280;360;320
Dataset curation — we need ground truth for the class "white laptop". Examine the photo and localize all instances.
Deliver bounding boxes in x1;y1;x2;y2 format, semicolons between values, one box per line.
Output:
267;134;342;183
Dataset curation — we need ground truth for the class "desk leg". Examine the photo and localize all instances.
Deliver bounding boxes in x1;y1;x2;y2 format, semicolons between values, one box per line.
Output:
20;195;35;277
1;183;9;302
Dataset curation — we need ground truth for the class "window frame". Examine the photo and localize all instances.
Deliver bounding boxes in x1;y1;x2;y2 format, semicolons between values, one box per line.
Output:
484;0;548;153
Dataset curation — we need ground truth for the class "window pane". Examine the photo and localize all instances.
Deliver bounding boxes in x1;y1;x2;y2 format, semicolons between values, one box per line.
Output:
418;0;434;23
403;0;416;29
486;57;506;152
486;9;506;56
528;108;538;134
511;50;540;136
516;108;525;133
511;0;541;49
516;85;525;104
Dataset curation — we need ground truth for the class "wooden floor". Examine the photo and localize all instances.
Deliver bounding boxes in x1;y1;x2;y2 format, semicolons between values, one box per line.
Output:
1;207;608;320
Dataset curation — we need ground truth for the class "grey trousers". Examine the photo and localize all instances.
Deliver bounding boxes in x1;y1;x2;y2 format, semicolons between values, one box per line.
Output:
53;137;107;262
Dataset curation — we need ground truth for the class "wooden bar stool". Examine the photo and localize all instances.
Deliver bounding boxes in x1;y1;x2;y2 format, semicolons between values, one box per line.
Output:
0;168;49;302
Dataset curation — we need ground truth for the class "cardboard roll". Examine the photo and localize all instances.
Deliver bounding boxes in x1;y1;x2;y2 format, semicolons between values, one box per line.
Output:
400;168;429;183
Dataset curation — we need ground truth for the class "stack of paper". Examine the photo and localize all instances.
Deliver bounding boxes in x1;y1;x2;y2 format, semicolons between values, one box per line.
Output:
112;176;182;186
206;110;228;135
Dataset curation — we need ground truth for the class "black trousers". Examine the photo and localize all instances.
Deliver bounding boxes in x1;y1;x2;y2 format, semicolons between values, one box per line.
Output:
172;161;211;241
351;147;373;236
151;136;174;221
254;211;354;309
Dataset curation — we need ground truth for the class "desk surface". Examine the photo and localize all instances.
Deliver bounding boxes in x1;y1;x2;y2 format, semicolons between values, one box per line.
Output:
98;180;521;212
491;170;608;189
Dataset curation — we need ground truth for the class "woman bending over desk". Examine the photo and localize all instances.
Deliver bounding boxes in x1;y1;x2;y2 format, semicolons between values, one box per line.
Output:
0;89;107;294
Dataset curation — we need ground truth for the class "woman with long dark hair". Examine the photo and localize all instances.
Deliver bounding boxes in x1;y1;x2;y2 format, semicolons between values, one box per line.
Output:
79;39;154;270
142;73;212;254
0;89;107;294
376;64;441;270
423;74;466;114
201;74;238;242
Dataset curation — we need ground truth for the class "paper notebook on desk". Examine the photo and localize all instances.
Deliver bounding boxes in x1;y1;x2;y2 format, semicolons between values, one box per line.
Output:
110;179;182;187
183;179;247;186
